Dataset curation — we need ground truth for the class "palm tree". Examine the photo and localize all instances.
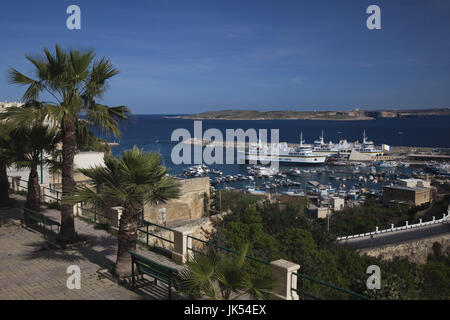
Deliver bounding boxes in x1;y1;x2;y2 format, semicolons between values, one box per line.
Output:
177;244;274;300
68;146;180;276
4;45;131;243
10;125;60;211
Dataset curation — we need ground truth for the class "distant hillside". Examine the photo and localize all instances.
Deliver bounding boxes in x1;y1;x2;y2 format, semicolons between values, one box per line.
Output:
174;108;450;120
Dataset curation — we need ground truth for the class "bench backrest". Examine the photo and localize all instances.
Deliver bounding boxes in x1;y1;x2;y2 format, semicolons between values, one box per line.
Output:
128;250;178;276
24;208;60;224
25;208;44;218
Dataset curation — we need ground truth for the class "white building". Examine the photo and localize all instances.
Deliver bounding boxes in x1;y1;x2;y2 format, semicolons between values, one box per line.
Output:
0;100;23;112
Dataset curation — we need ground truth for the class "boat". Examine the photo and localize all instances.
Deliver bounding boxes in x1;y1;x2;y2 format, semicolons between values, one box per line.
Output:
246;184;267;195
283;188;305;196
238;133;326;165
352;131;384;156
309;130;354;157
310;130;341;157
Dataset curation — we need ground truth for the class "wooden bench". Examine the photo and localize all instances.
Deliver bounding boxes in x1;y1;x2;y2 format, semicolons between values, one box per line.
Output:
128;250;179;300
24;208;61;231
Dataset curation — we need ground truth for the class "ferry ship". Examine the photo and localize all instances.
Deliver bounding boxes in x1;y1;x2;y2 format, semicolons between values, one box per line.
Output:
238;130;386;164
238;134;326;165
310;130;353;157
352;131;384;156
310;130;385;157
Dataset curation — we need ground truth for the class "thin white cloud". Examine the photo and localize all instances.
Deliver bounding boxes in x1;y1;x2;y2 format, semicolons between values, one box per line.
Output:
292;77;304;85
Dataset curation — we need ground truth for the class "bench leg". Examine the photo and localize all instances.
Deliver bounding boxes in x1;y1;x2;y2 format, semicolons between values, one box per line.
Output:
169;277;172;300
131;259;135;289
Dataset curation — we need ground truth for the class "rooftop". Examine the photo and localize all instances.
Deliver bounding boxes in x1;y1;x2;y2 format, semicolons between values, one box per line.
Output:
384;185;429;192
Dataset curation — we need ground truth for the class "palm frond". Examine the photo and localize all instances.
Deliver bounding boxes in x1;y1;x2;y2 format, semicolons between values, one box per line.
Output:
64;184;106;208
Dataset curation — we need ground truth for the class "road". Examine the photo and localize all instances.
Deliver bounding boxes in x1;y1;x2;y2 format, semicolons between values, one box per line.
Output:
339;221;450;249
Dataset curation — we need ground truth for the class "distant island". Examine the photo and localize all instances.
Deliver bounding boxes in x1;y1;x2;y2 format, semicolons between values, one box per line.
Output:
170;108;450;121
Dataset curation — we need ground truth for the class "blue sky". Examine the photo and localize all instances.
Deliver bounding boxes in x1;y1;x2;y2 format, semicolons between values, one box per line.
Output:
0;0;449;114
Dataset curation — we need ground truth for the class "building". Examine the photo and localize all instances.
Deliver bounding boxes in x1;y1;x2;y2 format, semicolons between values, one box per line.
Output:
143;177;210;225
383;179;431;206
307;204;330;219
0;100;23;113
398;178;431;188
49;151;106;186
331;197;345;211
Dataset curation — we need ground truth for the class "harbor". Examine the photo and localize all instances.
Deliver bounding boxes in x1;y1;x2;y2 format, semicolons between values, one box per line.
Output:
176;130;450;210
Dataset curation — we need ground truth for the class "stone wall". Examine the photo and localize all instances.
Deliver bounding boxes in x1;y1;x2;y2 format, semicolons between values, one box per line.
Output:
143;177;210;224
358;233;450;264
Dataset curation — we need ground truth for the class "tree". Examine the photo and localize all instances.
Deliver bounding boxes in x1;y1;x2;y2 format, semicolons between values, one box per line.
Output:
222;206;280;262
177;244;274;300
4;45;131;243
9;124;60;211
68;146;180;276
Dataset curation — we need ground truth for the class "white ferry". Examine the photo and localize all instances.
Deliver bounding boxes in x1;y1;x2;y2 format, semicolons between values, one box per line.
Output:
352;130;384;156
310;130;340;156
310;130;354;157
311;130;386;157
238;134;326;165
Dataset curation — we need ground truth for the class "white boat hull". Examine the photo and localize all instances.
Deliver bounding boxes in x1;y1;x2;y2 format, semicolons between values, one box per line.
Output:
239;152;326;164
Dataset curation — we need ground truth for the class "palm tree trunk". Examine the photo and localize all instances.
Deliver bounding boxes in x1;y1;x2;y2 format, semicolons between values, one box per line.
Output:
58;119;77;244
0;162;9;205
114;206;139;276
25;164;40;212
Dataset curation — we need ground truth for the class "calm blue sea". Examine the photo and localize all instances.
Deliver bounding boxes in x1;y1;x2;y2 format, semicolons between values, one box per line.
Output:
102;115;450;179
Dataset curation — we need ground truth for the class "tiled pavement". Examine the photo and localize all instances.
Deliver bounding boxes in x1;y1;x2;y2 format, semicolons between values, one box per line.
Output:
0;195;184;300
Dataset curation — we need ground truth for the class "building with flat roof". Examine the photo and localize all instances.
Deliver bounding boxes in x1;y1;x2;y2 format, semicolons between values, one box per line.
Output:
398;178;431;188
383;183;431;206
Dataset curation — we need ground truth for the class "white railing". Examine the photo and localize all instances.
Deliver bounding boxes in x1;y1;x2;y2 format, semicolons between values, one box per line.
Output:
337;211;450;241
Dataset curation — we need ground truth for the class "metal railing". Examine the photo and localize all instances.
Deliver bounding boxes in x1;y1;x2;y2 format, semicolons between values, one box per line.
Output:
76;203;111;225
18;178;29;191
187;235;270;266
137;220;175;249
44;187;62;203
291;272;370;300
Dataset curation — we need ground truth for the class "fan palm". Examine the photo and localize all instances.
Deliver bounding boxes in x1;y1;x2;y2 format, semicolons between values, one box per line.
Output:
177;243;274;300
4;45;131;243
9;125;60;211
67;146;180;276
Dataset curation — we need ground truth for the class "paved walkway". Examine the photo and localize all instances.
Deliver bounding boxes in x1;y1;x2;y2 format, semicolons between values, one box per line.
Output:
0;195;183;300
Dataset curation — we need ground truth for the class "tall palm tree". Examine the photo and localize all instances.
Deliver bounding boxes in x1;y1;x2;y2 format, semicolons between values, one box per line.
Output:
4;45;131;243
68;146;180;276
177;244;274;300
10;125;60;211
